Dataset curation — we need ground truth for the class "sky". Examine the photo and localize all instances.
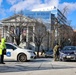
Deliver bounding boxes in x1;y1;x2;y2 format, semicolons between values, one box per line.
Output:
0;0;76;29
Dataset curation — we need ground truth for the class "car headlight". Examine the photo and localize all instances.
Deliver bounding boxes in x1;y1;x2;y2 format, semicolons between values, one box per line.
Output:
74;51;76;54
60;52;65;55
60;52;66;57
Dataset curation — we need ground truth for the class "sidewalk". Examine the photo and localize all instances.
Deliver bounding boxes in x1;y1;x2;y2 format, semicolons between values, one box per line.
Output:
0;60;76;75
0;68;76;75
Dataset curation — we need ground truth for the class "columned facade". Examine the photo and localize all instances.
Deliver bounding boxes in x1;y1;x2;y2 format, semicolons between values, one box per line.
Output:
1;14;36;48
33;25;35;43
1;14;47;51
26;26;29;43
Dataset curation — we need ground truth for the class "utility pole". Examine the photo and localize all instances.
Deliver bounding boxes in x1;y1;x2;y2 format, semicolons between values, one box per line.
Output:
47;29;50;50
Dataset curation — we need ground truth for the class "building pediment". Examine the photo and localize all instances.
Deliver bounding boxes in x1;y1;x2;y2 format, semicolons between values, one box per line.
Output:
1;14;36;23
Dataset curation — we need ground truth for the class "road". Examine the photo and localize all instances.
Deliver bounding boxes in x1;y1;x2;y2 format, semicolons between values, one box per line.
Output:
0;58;76;75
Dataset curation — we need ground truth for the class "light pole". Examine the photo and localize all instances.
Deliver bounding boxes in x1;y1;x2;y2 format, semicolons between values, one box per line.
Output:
54;20;60;45
68;38;71;45
47;29;50;51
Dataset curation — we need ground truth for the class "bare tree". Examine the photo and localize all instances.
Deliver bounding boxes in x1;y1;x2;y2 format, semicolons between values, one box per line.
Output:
73;30;76;46
30;21;47;57
53;6;73;48
14;11;24;45
62;5;69;16
58;25;73;48
35;31;46;57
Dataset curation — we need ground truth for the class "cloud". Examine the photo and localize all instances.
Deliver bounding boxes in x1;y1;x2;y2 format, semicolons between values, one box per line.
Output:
6;0;21;5
0;0;2;6
10;0;37;12
59;2;76;13
0;8;6;18
10;0;60;12
0;0;6;18
32;0;60;10
9;0;76;14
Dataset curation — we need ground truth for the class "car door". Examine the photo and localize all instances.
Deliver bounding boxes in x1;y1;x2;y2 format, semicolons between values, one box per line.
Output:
4;44;17;60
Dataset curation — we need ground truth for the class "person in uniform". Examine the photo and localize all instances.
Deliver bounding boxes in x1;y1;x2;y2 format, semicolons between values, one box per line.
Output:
0;38;6;64
53;43;60;61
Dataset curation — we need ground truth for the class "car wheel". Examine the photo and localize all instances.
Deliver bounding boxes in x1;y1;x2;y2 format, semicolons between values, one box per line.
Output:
62;58;66;61
59;58;62;61
17;53;27;62
45;55;48;58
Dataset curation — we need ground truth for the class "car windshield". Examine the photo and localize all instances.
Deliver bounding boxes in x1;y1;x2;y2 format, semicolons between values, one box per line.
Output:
14;44;24;49
6;43;17;50
63;46;76;51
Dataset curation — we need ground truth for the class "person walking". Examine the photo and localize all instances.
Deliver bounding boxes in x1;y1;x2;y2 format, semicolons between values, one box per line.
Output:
53;43;60;61
0;38;6;64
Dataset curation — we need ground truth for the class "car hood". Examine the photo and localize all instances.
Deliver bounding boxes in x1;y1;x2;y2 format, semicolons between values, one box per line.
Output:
61;50;76;54
17;48;34;52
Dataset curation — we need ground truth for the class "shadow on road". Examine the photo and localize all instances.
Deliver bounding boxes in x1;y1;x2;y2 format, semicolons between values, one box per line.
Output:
0;58;76;73
0;64;76;73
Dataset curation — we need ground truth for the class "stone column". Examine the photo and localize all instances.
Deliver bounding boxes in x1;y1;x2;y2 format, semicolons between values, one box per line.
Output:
2;26;4;38
33;25;35;42
26;26;29;43
26;26;29;48
8;25;10;32
6;25;10;42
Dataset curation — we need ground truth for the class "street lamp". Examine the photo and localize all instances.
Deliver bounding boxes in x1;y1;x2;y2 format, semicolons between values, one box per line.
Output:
47;29;50;51
68;38;71;45
53;21;57;45
54;20;60;45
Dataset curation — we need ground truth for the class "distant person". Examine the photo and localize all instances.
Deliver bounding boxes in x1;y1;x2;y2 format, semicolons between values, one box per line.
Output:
41;49;45;55
53;43;60;61
0;37;6;64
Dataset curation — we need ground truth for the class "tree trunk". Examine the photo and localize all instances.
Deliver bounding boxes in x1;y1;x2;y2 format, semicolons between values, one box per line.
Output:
37;46;40;57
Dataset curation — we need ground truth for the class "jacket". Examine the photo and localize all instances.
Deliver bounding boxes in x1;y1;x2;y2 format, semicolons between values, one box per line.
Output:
53;45;59;54
0;38;6;55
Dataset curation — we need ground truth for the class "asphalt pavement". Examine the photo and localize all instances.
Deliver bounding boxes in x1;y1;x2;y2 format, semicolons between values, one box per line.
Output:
0;58;76;75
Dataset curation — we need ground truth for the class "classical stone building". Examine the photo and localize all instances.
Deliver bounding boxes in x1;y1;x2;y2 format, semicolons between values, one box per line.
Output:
1;14;48;51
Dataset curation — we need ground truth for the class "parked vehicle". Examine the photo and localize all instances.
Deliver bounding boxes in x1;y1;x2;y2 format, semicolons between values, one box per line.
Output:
4;43;36;62
59;46;76;61
44;49;53;58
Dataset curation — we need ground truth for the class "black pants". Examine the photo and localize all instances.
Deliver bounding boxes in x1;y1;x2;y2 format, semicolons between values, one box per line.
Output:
0;55;1;63
1;54;4;63
0;50;4;63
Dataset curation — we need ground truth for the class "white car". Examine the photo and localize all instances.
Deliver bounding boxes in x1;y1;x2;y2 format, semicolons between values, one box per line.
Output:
4;43;36;62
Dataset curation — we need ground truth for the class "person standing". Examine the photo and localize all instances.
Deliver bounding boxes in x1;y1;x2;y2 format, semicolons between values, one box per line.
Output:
53;43;60;61
0;38;6;64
